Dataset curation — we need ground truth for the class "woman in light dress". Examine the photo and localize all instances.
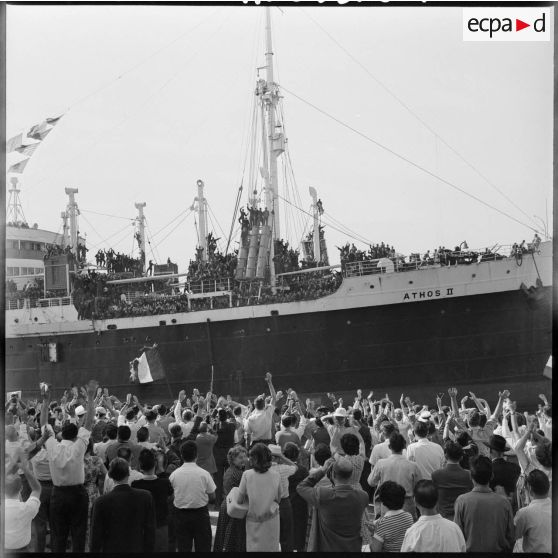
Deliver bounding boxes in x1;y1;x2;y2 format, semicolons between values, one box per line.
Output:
238;443;282;552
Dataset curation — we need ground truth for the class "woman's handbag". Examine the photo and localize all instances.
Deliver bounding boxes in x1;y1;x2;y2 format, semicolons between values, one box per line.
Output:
226;486;249;519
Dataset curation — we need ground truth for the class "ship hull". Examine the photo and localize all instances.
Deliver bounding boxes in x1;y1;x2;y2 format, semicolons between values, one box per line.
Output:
6;286;551;407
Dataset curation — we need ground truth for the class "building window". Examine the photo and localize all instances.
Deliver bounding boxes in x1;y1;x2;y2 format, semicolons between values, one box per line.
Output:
7;267;20;277
9;240;20;250
35;267;43;274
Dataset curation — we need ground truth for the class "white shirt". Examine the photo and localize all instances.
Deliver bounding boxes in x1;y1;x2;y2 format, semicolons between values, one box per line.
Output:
400;514;466;552
5;496;41;549
45;426;90;486
245;406;275;441
514;498;552;553
169;420;194;439
369;440;407;467
94;439;116;462
272;463;296;499
103;469;144;494
170;462;216;509
406;438;444;480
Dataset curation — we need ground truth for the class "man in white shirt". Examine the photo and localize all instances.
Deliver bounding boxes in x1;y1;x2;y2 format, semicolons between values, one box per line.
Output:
5;454;42;551
406;421;444;480
368;433;422;520
369;422;407;468
170;395;196;438
170;440;216;552
244;372;277;446
43;380;97;553
401;480;466;552
514;470;552;553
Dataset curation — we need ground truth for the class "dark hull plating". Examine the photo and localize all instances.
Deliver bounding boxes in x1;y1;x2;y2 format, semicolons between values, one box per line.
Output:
6;288;552;407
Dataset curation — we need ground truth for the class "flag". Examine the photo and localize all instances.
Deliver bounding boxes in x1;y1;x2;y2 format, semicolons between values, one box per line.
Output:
135;344;165;384
543;355;552;380
46;115;63;126
27;121;47;139
7;132;22;153
15;143;40;157
8;158;30;174
31;128;52;141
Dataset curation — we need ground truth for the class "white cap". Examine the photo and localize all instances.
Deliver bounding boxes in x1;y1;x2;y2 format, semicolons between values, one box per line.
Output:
268;444;282;456
75;405;86;416
333;407;347;418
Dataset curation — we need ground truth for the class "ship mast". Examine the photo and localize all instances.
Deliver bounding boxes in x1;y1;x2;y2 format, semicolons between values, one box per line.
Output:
65;187;79;258
309;187;321;264
7;177;27;226
135;202;147;273
264;6;283;241
193;179;209;262
60;211;69;248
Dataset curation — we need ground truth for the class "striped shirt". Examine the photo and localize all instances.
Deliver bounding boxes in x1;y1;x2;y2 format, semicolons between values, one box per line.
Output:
372;509;414;552
272;463;296;499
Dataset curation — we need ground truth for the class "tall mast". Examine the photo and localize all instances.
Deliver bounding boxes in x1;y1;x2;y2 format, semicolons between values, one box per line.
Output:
309;187;321;264
65;187;79;257
135;202;147;273
60;211;69;247
194;179;208;262
264;6;283;241
7;177;27;225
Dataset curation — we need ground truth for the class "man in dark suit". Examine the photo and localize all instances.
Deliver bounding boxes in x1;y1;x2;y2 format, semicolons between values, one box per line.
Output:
90;457;155;552
431;440;473;520
485;435;521;511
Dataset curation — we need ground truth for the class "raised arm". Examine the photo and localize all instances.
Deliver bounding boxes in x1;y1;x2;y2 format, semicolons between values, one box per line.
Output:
448;387;460;417
490;390;510;421
265;372;277;407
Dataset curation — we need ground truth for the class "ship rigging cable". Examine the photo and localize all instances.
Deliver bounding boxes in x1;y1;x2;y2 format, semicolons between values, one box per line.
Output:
80;209;134;221
300;8;540;231
277;194;373;247
280;86;540;235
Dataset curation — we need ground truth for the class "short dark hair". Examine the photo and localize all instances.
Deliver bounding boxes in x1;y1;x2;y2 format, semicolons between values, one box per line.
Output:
254;397;265;411
182;410;193;422
108;457;129;481
470;455;492;485
381;422;396;438
170;424;182;438
117;425;131;442
413;480;438;509
526;469;550;497
145;410;157;422
282;415;293;429
249;443;272;473
218;408;228;422
468;410;481;427
117;447;132;462
233;406;243;416
314;443;332;466
125;409;136;421
414;421;428;438
352;409;362;422
340;433;360;456
105;423;118;440
61;422;78;440
136;426;149;443
444;440;464;462
158;404;167;416
377;481;406;510
138;448;156;472
180;440;197;462
283;442;300;461
535;441;552;468
388;432;406;454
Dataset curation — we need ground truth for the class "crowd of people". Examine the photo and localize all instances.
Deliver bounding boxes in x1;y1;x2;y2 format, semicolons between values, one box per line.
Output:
5;374;552;553
273;239;302;275
94;248;143;274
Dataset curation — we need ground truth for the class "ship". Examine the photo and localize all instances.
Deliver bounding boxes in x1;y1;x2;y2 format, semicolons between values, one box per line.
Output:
5;8;552;407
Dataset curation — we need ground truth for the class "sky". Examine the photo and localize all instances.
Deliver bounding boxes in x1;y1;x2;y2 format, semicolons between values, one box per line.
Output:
6;4;553;270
